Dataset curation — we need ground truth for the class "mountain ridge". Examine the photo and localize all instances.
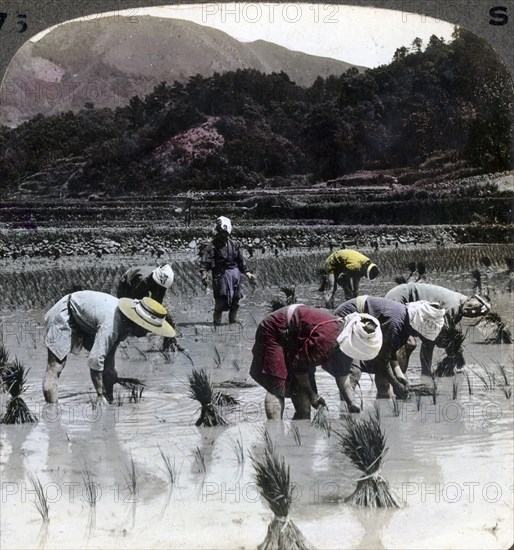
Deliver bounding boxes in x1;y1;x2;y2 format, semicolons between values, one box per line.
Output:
1;16;363;126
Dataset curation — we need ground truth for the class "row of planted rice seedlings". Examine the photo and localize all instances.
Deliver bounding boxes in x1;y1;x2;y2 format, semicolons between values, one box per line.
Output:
1;244;512;309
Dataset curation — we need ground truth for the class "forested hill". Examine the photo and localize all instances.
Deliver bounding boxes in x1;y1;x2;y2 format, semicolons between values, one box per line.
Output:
1;16;361;126
0;28;512;198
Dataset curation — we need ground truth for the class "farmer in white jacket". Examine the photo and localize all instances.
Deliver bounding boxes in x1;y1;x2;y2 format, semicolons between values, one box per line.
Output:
385;283;490;375
43;290;175;403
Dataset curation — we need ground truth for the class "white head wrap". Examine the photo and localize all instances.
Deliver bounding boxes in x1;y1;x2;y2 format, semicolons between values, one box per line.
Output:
152;264;174;289
407;300;445;341
213;216;232;235
337;312;383;360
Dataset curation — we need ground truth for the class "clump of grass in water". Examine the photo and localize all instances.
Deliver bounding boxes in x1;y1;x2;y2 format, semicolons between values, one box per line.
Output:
311;404;331;436
0;357;38;424
124;454;138;527
81;462;98;536
389;398;401;417
129;385;144;403
229;433;245;465
124;455;138;500
495;362;512;399
451;377;459;400
470;361;496;390
194;446;206;474
476;312;512;344
212;344;222;369
258;426;276;454
158;446;178;487
231;359;241;371
188;368;234;426
290;424;302;446
435;326;466;377
464;369;473;395
252;448;313;550
27;471;50;524
336;403;400;508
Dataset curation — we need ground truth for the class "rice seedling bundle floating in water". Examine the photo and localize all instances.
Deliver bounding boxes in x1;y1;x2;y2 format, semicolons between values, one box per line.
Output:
188;368;237;427
0;352;38;424
252;448;314;550
337;404;400;508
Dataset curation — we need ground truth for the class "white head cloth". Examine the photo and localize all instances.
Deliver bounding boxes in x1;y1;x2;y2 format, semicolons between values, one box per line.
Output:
213;216;232;235
337;312;383;360
407;300;445;340
152;264;174;289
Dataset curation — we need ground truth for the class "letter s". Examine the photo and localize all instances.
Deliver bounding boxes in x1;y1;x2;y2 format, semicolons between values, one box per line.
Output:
489;6;508;26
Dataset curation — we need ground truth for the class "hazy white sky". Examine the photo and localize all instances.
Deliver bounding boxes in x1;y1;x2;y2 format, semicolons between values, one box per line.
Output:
31;3;456;68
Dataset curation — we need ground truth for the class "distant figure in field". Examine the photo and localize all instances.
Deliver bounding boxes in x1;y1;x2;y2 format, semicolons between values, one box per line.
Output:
117;264;176;349
184;195;194;228
200;216;256;325
385;283;490;375
250;304;383;419
43;292;175;403
323;249;379;308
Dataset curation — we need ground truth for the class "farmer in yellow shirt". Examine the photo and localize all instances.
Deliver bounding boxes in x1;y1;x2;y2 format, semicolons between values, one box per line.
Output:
324;249;379;308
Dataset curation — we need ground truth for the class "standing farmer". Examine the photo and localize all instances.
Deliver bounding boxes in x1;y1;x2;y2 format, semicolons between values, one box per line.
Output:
43;291;175;403
200;216;256;325
250;304;383;419
335;296;446;398
323;249;379;308
385;283;490;375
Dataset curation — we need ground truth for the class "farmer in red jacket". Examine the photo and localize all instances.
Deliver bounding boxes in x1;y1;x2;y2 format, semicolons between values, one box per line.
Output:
250;304;383;419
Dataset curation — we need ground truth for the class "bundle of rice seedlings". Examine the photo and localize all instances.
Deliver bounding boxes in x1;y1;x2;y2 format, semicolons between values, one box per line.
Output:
1;359;38;424
311;404;331;436
0;344;10;370
252;448;313;550
337;404;400;508
477;312;512;344
188;368;229;427
435;326;466;377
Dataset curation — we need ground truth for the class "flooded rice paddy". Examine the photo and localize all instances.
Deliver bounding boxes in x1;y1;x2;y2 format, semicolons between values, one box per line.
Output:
1;276;513;550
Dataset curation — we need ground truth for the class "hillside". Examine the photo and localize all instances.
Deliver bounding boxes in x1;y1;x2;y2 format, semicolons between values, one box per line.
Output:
0;16;361;126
